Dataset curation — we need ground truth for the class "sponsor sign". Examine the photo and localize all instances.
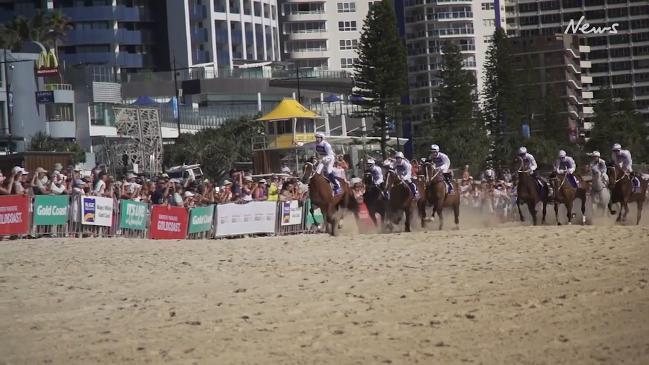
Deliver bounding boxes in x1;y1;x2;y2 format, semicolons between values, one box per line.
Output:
0;195;30;235
305;199;323;226
149;205;188;239
119;200;148;230
81;197;113;227
188;205;214;234
33;195;69;226
35;49;59;76
35;91;55;104
281;200;302;226
215;201;276;237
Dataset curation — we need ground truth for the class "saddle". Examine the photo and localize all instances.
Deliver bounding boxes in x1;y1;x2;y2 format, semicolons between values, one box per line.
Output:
323;175;343;196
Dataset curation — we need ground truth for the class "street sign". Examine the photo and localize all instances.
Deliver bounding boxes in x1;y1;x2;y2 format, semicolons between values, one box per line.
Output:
35;91;54;104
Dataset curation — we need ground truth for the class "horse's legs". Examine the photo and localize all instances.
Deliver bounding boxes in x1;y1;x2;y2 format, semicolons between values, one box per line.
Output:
418;201;427;228
581;195;587;225
453;201;460;229
616;202;623;222
528;201;537;226
637;201;643;225
554;202;561;226
542;201;547;224
437;206;444;230
404;207;411;233
517;199;525;222
622;201;629;222
566;201;573;225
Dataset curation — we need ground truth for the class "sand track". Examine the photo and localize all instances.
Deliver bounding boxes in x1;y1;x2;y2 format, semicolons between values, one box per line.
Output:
1;225;648;364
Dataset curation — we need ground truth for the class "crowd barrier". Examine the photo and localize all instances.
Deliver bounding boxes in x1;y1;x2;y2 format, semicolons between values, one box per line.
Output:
0;195;325;240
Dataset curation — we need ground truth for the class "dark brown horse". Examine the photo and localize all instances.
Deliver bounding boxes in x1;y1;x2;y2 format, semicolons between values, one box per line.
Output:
513;157;548;225
548;172;587;225
302;162;356;235
607;166;647;224
384;170;414;232
362;172;386;227
420;163;460;230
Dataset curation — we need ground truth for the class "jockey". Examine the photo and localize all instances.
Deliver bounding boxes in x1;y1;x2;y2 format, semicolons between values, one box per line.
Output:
393;151;418;198
590;151;609;185
429;144;453;193
366;158;384;186
553;150;578;188
611;143;638;189
517;146;545;191
313;132;340;194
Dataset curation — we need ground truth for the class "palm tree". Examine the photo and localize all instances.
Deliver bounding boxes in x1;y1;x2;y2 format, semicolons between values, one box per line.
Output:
0;10;71;51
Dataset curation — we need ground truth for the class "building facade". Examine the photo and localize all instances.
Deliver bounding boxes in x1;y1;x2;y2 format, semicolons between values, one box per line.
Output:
505;0;649;116
278;0;374;70
510;34;593;139
167;0;281;71
0;0;170;77
403;0;505;121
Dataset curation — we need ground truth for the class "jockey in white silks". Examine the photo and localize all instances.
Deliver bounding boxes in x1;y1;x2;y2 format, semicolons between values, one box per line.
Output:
304;132;340;194
611;143;639;190
428;144;454;193
553;150;578;188
517;146;546;191
393;152;418;198
590;151;609;186
366;159;384;186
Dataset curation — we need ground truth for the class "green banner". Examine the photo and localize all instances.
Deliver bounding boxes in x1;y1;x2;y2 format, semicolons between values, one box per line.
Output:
119;200;148;230
305;199;323;225
33;195;69;226
188;205;214;234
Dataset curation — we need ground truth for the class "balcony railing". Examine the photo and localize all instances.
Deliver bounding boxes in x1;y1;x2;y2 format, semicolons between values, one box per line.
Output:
431;27;474;36
433;11;473;20
45;84;73;91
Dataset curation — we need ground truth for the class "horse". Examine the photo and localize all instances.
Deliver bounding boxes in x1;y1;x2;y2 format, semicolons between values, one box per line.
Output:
302;162;356;235
420;163;460;230
513;156;548;225
362;172;386;227
588;169;610;217
607;166;647;224
548;172;587;225
384;170;415;232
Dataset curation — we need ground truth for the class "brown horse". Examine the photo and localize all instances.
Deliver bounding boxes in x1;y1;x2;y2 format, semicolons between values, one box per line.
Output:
607;166;647;224
513;157;548;225
420;163;460;230
548;172;587;225
384;170;414;232
302;162;356;235
362;172;386;227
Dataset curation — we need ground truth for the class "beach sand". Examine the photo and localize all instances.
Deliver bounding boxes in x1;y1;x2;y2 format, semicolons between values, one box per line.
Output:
1;224;648;364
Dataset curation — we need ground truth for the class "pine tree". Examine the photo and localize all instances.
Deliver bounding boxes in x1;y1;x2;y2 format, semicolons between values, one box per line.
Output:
482;28;525;170
354;0;407;159
423;42;489;175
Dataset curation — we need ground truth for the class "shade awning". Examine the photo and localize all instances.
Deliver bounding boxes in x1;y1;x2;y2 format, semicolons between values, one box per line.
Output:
257;98;319;121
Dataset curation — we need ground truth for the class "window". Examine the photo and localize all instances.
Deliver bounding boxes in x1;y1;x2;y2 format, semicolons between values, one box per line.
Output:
540;1;560;10
518;3;537;12
338;21;357;31
283;22;326;34
339;39;358;50
337;2;356;13
340;58;358;68
285;40;327;52
483;19;495;27
90;103;115;126
46;104;74;122
481;2;494;10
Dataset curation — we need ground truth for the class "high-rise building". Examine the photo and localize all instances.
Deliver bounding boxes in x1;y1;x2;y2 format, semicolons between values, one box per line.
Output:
505;0;649;116
278;0;374;70
0;0;171;76
403;0;505;121
167;0;281;71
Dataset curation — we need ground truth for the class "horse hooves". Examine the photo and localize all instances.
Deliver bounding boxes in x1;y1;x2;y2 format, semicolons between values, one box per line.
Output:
557;222;562;226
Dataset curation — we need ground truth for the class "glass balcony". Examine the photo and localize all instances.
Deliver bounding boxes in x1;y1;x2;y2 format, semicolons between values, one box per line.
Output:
59;52;117;65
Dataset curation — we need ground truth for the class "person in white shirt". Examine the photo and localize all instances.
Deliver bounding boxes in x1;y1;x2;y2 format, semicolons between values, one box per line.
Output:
611;143;639;190
393;151;418;198
553;150;578;188
589;151;608;186
428;144;453;193
366;159;384;186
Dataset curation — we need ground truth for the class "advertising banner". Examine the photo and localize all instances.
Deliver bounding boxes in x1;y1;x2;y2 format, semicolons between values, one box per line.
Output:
81;197;114;227
215;201;276;237
305;199;323;226
33;195;69;226
0;195;30;235
119;200;148;230
280;200;302;226
149;205;188;239
188;205;214;234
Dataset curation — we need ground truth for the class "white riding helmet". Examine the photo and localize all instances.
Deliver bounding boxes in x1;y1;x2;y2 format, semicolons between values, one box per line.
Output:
367;158;375;164
518;146;527;155
315;132;325;139
558;150;566;158
395;151;404;159
430;144;440;152
612;143;621;151
592;151;601;157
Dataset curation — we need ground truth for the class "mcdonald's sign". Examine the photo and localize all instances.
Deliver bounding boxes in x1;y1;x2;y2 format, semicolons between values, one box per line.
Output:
35;49;59;77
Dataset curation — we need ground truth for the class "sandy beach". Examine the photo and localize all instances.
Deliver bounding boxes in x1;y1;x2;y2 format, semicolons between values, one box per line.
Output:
1;224;648;364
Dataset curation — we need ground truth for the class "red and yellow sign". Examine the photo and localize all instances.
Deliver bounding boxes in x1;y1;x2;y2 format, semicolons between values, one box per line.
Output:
35;49;59;77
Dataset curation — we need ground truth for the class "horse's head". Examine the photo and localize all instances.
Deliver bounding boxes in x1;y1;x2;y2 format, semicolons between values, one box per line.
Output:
363;172;373;186
512;156;524;172
302;162;314;184
384;169;399;191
